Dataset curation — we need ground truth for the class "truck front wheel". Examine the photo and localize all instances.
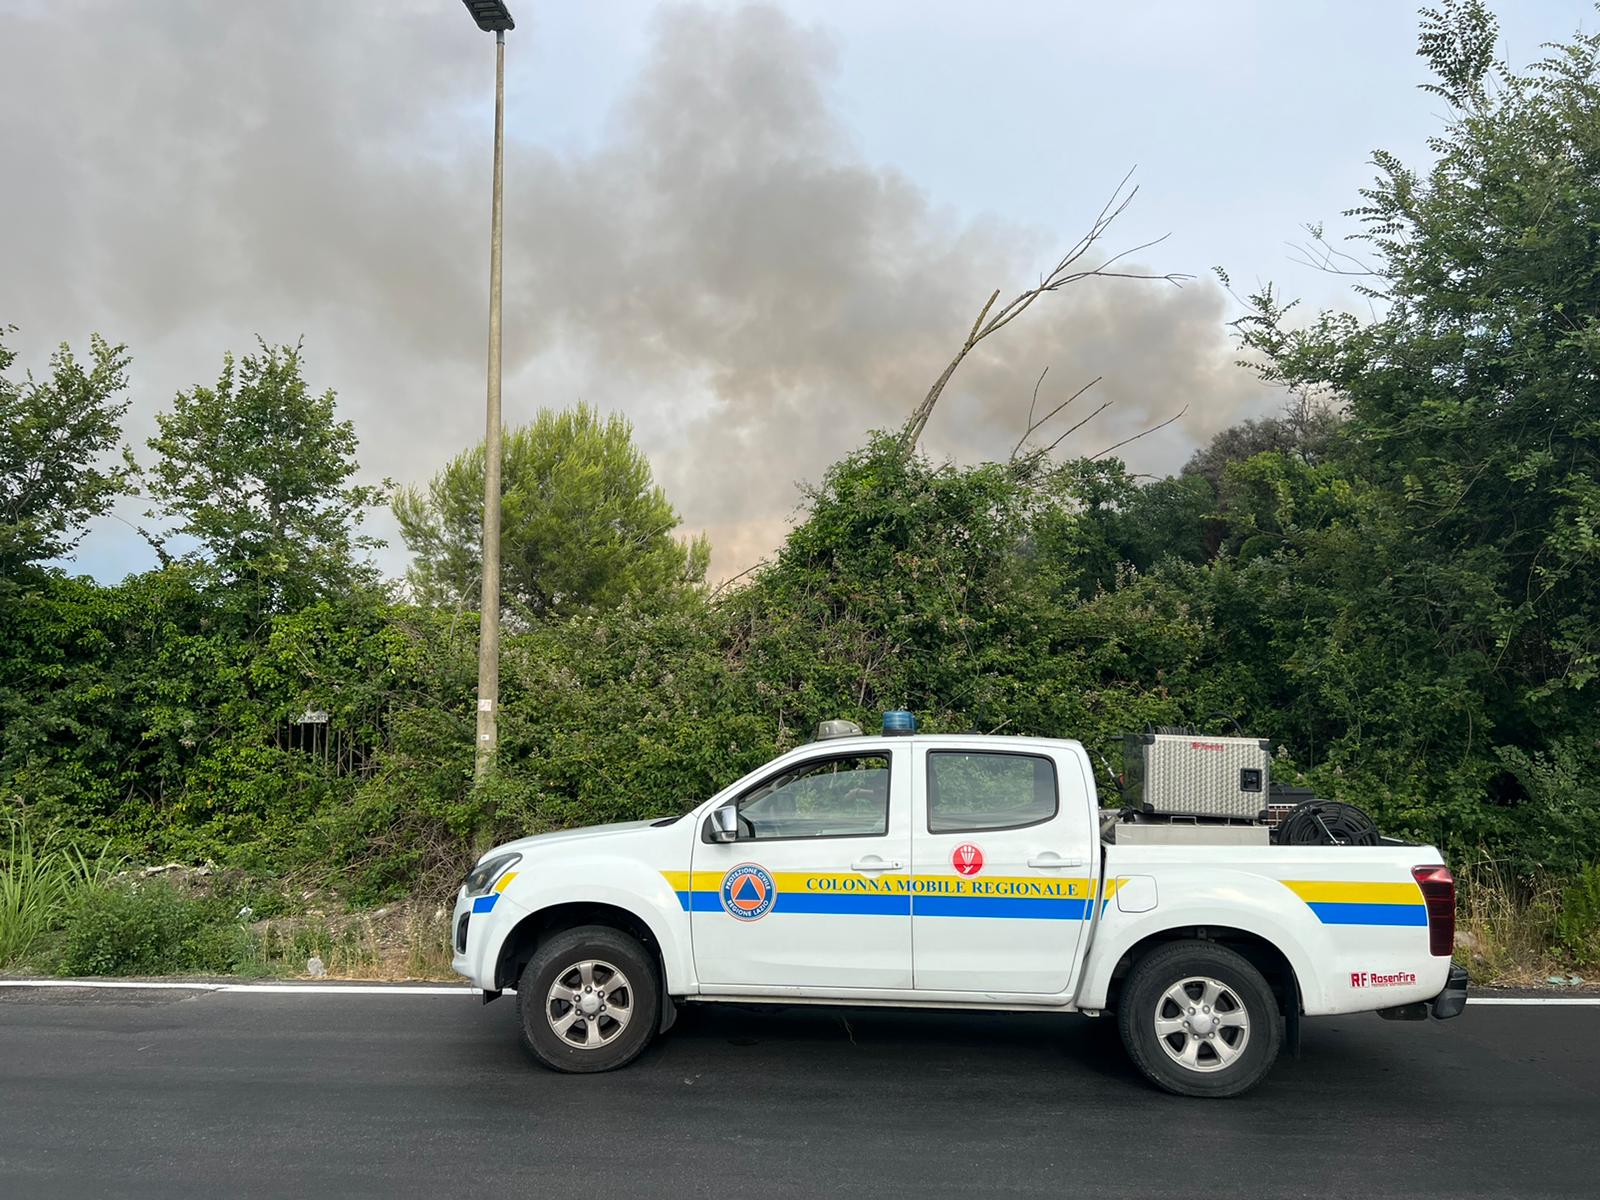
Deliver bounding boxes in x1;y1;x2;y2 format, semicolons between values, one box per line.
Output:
1116;939;1281;1098
517;925;661;1073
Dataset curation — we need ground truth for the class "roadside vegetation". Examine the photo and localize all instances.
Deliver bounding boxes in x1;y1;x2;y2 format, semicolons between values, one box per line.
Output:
2;1;1597;983
0;821;119;966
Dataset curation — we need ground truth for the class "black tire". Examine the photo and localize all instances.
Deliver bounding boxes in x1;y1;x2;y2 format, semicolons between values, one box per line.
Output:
517;925;661;1073
1116;939;1281;1098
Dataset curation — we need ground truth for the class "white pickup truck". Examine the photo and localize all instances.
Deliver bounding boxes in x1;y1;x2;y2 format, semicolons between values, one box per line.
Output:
451;728;1468;1096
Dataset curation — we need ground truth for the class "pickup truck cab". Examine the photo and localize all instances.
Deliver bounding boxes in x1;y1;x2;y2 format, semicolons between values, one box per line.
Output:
452;729;1468;1097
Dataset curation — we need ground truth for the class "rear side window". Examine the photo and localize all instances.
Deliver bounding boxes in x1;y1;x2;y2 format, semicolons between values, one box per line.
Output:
927;751;1057;834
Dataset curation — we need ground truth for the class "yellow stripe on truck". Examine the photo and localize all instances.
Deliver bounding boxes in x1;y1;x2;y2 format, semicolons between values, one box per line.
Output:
1281;878;1430;929
662;869;1117;921
1282;880;1420;905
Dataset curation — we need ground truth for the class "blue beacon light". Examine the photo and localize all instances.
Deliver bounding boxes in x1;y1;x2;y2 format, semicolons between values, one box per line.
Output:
882;710;918;736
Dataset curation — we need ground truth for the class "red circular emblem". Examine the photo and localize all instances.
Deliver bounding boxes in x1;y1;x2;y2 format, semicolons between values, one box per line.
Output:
951;843;984;876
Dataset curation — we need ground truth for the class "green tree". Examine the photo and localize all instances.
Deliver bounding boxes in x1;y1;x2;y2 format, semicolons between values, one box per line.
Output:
145;340;386;617
1181;406;1343;489
393;404;708;620
0;329;133;581
1238;1;1600;715
1221;0;1600;866
728;435;1200;749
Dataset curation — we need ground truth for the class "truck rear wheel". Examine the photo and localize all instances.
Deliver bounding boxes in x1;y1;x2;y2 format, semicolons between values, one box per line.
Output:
517;925;660;1073
1116;939;1281;1098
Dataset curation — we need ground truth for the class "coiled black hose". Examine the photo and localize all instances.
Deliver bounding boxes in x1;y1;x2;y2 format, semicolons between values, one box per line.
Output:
1276;800;1380;847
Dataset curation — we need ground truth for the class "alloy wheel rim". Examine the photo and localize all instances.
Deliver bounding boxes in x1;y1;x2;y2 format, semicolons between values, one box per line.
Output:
545;959;633;1049
1153;974;1250;1073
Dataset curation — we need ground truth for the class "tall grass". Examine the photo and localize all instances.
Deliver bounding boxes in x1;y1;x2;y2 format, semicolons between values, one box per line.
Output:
239;906;454;980
1454;856;1565;985
0;820;120;967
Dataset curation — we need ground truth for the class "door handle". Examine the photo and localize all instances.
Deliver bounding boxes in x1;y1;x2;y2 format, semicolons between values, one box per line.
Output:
850;858;904;873
1027;855;1086;869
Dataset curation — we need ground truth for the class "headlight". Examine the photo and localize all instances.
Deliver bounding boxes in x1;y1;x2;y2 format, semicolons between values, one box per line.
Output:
464;852;521;897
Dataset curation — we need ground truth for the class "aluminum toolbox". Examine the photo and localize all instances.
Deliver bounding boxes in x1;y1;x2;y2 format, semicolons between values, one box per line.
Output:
1122;733;1271;820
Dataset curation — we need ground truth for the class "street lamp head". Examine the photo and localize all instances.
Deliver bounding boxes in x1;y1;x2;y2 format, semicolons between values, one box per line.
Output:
462;0;514;33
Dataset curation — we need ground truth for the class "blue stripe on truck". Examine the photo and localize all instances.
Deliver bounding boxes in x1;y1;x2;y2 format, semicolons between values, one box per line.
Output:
1306;901;1428;927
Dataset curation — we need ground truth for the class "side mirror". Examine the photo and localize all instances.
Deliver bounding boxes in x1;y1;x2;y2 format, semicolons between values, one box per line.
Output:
709;804;740;843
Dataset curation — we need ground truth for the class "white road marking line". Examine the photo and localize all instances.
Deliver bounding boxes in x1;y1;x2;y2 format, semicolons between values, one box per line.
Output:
0;979;1594;1003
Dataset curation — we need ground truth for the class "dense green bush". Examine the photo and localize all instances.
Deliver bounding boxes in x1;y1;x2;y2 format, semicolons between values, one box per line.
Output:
4;425;1597;890
1555;867;1600;967
57;882;250;976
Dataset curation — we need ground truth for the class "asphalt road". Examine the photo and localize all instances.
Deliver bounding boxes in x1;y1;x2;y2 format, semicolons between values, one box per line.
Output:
0;985;1593;1199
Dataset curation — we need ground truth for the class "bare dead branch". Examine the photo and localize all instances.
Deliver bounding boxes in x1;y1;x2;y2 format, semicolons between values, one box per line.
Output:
1287;252;1375;277
900;290;999;449
1287;223;1380;278
1011;375;1104;462
1039;398;1115;456
1088;404;1190;461
900;169;1190;452
709;558;769;600
1023;366;1049;437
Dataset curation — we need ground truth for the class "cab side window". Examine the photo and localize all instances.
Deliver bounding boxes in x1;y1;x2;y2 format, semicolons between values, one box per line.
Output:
736;755;890;840
927;751;1057;833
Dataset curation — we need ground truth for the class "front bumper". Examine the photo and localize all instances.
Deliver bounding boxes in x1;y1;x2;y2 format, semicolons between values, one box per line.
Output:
450;887;486;986
1431;962;1469;1019
451;883;526;992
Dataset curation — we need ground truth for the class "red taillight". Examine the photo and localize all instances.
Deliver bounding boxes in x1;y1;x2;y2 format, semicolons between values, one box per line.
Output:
1412;865;1455;956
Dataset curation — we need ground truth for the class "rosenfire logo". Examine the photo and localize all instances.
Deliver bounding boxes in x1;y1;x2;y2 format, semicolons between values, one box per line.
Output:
1351;970;1417;988
951;843;985;876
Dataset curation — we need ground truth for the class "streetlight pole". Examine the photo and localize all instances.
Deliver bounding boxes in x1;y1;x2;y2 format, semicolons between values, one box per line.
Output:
462;1;514;785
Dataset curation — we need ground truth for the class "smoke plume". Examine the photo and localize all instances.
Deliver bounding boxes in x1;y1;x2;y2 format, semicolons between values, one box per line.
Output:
0;0;1259;580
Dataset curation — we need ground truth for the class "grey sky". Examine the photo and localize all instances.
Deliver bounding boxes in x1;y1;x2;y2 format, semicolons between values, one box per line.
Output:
2;0;1590;582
